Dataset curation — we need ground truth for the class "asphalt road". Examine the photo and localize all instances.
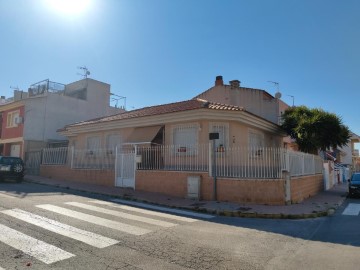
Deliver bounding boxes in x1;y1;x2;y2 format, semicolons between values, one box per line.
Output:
0;182;359;270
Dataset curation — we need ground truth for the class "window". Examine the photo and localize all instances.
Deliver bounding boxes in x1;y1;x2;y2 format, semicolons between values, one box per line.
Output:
86;136;101;155
6;110;20;128
106;134;122;154
249;130;264;157
209;122;228;152
172;123;199;155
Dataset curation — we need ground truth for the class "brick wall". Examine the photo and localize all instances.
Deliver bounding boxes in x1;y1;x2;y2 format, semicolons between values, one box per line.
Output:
136;170;286;205
40;165;114;187
290;174;324;203
40;166;323;205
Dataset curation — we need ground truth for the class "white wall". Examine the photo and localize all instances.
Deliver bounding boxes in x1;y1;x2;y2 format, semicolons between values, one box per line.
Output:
23;78;124;143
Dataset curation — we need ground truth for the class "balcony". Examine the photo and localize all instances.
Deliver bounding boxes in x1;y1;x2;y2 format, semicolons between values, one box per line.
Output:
28;79;65;96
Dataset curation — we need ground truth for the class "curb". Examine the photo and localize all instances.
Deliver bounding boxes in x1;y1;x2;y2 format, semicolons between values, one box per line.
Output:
24;178;343;220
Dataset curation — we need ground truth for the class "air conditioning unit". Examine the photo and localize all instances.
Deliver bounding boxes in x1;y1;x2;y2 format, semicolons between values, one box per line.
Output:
14;116;23;124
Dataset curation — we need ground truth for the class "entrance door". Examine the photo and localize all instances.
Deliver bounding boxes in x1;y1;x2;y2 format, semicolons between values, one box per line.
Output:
115;146;136;189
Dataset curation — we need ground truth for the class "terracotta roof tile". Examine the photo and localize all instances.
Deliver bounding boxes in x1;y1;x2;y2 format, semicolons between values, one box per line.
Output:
63;98;244;129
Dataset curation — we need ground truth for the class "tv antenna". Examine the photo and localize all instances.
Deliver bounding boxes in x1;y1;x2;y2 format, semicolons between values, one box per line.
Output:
268;81;279;90
268;81;282;99
110;93;127;109
287;95;295;106
10;85;19;91
77;66;91;79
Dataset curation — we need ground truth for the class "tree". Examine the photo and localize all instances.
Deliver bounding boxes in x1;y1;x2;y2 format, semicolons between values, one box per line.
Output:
281;106;351;154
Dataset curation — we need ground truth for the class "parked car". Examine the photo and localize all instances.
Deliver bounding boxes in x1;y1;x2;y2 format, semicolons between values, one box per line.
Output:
348;173;360;198
0;156;25;183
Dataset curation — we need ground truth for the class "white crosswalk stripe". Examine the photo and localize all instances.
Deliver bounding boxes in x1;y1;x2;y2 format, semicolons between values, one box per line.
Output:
342;203;360;216
0;200;206;266
1;209;119;248
65;202;177;227
36;204;151;235
111;198;215;219
89;200;199;222
0;223;75;264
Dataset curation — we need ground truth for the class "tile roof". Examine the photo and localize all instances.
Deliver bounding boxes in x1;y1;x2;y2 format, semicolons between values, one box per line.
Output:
63;98;245;129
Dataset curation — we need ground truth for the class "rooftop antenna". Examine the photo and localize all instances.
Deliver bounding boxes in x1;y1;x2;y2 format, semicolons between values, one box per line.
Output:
110;93;127;109
10;85;19;90
268;81;282;99
77;66;90;79
288;95;295;106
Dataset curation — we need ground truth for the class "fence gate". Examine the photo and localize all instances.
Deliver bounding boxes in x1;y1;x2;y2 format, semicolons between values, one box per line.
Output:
115;146;136;189
25;150;42;175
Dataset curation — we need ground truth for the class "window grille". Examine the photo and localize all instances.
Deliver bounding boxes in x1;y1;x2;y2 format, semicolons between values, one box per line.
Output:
210;122;228;151
106;134;122;155
86;136;101;155
249;131;264;157
172;123;199;155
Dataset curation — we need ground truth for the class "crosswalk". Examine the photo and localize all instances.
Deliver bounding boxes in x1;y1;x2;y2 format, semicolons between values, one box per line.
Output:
0;200;214;267
342;203;360;216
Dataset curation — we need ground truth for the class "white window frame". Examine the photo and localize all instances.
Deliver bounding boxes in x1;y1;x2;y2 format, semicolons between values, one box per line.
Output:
172;123;199;155
209;122;229;152
6;110;20;128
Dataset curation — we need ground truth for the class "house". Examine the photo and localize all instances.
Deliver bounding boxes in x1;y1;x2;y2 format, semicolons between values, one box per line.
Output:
39;76;324;205
58;98;284;152
0;78;124;160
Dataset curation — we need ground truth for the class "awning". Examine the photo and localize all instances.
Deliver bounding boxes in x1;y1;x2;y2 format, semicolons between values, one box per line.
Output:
126;125;163;144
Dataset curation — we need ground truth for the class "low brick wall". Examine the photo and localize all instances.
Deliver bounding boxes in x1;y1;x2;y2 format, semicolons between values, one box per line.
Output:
40;165;115;187
290;174;324;203
136;170;286;205
39;166;323;205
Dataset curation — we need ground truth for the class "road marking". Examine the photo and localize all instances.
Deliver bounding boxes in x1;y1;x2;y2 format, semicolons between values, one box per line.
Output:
0;223;74;264
342;203;360;216
111;199;215;219
0;192;15;199
36;204;150;236
65;202;177;228
1;209;119;248
89;200;198;223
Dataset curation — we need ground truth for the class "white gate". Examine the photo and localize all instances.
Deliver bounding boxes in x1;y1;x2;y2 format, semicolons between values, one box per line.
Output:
115;145;136;189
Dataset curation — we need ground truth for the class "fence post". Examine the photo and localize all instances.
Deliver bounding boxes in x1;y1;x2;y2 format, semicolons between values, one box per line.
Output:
208;142;212;176
114;145;118;186
70;146;74;169
283;170;291;204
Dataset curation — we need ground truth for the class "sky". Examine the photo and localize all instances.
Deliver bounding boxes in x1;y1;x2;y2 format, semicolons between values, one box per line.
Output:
0;0;359;148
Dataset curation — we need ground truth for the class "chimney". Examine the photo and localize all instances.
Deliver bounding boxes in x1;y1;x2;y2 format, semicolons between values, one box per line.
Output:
0;96;5;104
229;80;241;88
215;75;224;86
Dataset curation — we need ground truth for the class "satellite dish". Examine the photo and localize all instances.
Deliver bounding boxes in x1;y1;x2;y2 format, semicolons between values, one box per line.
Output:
86;71;90;75
275;91;282;99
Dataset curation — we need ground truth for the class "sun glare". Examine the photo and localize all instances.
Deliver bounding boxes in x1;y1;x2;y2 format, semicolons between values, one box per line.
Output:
44;0;91;16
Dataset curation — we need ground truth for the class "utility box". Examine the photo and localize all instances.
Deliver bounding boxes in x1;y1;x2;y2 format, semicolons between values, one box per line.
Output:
187;176;200;199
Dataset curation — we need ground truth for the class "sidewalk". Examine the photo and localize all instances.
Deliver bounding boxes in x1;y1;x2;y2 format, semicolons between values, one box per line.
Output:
24;175;348;219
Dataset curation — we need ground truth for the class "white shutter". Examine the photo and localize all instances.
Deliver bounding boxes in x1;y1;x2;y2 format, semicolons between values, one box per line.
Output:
173;124;199;155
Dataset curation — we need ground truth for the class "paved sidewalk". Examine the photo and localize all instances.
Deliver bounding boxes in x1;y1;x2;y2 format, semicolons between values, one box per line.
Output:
24;175;348;219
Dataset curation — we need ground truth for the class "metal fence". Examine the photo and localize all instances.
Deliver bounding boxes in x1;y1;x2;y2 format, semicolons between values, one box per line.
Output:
42;147;68;165
286;150;323;177
40;144;323;179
